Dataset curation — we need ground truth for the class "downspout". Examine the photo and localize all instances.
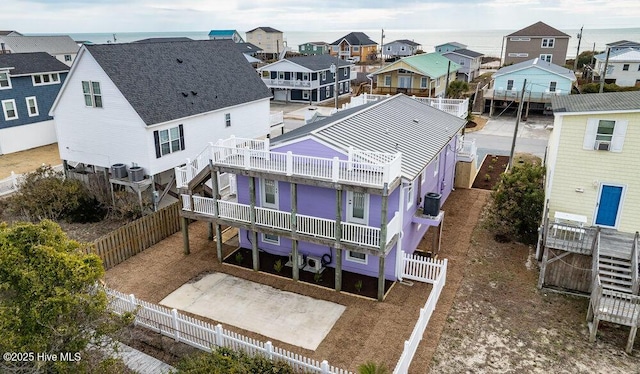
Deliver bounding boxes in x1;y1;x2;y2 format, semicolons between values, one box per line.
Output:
367;74;374;94
395;182;406;280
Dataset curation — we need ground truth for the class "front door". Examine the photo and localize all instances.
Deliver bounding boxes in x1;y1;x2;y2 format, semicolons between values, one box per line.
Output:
346;191;369;225
261;179;279;209
595;184;623;227
398;75;412;88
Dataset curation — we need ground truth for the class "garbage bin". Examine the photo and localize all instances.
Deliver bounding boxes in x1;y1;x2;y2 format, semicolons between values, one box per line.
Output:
423;192;441;216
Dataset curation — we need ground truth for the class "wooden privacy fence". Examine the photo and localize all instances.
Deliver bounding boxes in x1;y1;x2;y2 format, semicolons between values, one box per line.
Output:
395;255;448;374
105;288;353;374
89;202;181;269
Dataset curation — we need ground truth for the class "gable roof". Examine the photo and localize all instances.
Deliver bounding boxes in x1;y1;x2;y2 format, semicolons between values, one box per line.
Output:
0;52;70;75
208;30;239;37
606;40;640;48
435;42;467;49
272;94;465;180
493;58;576;81
594;48;640;62
83;39;271;126
247;26;282;34
0;31;21;36
301;41;328;46
330;32;377;46
283;55;353;71
507;21;570;38
134;37;193;43
236;42;262;53
0;35;79;54
552;91;640;114
386;39;421;47
443;48;483;58
373;52;460;78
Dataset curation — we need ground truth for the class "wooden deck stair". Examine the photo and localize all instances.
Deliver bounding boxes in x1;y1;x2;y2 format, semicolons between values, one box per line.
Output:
187;166;212;192
598;232;638;294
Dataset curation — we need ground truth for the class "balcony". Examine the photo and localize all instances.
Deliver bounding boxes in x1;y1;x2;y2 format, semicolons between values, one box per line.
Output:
262;78;319;90
353;93;469;119
484;88;565;103
457;137;477;162
176;137;402;190
182;195;400;251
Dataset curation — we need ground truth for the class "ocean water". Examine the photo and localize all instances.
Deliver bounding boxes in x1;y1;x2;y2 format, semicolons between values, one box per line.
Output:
42;27;640;59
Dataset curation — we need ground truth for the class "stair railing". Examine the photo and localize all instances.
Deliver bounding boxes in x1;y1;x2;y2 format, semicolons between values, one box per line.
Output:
632;231;639;294
590;227;601;292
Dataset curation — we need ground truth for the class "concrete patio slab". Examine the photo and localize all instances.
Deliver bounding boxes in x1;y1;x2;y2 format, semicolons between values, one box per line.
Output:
160;272;346;351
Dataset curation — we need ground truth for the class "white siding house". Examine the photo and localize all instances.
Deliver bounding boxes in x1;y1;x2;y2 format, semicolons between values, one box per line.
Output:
50;39;272;204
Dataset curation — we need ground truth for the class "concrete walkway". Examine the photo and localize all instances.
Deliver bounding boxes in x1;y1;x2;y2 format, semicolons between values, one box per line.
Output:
112;342;175;374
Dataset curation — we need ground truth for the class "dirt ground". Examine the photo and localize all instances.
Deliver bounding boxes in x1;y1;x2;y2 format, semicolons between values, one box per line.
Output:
0;143;61;179
104;189;487;372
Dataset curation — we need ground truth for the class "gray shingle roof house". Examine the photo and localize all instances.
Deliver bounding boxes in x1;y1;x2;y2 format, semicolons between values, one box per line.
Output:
0;31;21;36
330;32;377;47
0;35;79;66
83;40;271;125
441;48;484;82
134;37;193;43
0;51;69;75
504;21;570;65
382;39;422;58
50;39;274;182
330;32;378;62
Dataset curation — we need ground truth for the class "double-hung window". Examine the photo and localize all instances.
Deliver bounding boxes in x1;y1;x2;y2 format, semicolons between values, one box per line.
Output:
540;54;552;63
25;96;39;117
549;81;557;92
623;64;630;71
0;72;11;89
420;77;428;88
154;124;185;158
384;75;392;86
541;38;555;48
82;81;102;108
583;118;628;152
225;113;231;127
1;99;17;120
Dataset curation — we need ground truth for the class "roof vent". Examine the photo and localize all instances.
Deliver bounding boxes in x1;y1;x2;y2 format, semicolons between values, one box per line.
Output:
413;119;419;123
191;91;197;96
181;92;188;97
176;58;183;63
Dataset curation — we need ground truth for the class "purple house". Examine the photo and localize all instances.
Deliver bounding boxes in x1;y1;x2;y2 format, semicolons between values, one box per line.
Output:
179;94;466;300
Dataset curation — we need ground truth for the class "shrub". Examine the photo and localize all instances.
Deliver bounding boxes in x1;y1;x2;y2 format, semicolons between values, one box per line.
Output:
174;347;295;373
355;279;363;293
358;361;390;374
6;166;106;223
486;162;545;244
274;259;283;273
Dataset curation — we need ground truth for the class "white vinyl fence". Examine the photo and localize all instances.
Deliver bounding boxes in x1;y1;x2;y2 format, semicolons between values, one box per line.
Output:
106;288;353;374
0;164;63;197
394;255;448;374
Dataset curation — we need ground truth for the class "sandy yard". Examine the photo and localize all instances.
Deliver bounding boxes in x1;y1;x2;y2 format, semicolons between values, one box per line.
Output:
0;143;61;179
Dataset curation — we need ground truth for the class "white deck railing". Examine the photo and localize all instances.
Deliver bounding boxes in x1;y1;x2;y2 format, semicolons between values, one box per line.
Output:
184;195;399;249
106;288;353;374
262;78;320;90
344;93;468;118
175;136;401;189
457;137;477;162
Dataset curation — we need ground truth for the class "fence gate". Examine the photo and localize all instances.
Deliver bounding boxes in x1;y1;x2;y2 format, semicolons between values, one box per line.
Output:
401;252;446;284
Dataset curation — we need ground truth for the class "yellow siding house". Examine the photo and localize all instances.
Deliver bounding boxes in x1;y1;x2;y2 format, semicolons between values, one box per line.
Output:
546;91;640;232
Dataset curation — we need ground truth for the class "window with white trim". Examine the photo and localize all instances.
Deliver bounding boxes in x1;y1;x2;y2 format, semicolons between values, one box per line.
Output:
420;77;428;88
346;251;367;264
332;45;338;52
583;118;627;152
322;71;327;80
508;53;528;57
510;37;530;41
33;73;60;86
549;81;557;92
25;96;38;117
540;54;552;62
0;72;11;89
302;91;310;100
262;233;279;244
325;86;330;97
507;79;514;90
384;75;391;86
302;72;309;81
406;180;414;209
225;113;231;127
278;71;284;80
82;81;102;108
2;99;18;120
64;54;72;62
541;38;555;48
623;64;630;71
154;125;185;158
353;46;360;52
436;77;441;86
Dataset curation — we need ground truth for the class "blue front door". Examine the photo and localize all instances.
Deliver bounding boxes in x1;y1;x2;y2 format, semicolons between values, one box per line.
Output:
595;185;623;227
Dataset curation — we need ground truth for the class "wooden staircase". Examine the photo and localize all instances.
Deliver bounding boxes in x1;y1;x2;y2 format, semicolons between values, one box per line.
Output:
597;232;638;294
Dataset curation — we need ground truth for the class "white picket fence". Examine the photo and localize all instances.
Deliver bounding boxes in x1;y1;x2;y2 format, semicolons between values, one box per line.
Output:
394;254;448;374
0;164;63;197
105;288;353;374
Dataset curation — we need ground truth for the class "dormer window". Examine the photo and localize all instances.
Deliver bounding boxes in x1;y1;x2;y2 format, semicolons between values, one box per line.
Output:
0;72;11;89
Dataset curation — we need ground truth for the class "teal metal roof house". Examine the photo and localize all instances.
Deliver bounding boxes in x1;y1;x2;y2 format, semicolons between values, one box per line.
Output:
208;30;244;43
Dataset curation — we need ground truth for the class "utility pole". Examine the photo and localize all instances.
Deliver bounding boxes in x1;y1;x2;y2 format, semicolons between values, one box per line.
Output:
499;36;505;66
573;26;583;72
599;48;611;93
380;28;385;61
444;60;452;98
508;79;527;170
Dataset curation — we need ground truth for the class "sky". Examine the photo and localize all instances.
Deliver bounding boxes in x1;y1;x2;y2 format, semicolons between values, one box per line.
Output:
1;0;639;33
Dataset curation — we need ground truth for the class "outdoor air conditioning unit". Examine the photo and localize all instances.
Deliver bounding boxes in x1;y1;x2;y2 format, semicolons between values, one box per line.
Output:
286;252;305;269
595;140;611;151
304;255;324;273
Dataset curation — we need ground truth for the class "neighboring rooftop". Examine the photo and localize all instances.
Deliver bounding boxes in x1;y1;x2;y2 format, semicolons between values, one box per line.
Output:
83;39;271;125
552;91;640;113
374;52;461;78
606;40;640;48
0;52;70;75
247;26;282;34
134;37;193;43
493;58;576;81
0;30;22;36
594;48;640;62
284;55;353;71
331;32;377;46
272;94;466;180
444;48;483;58
0;35;79;54
436;42;467;49
507;21;570;38
387;39;422;47
208;30;239;37
236;42;262;54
